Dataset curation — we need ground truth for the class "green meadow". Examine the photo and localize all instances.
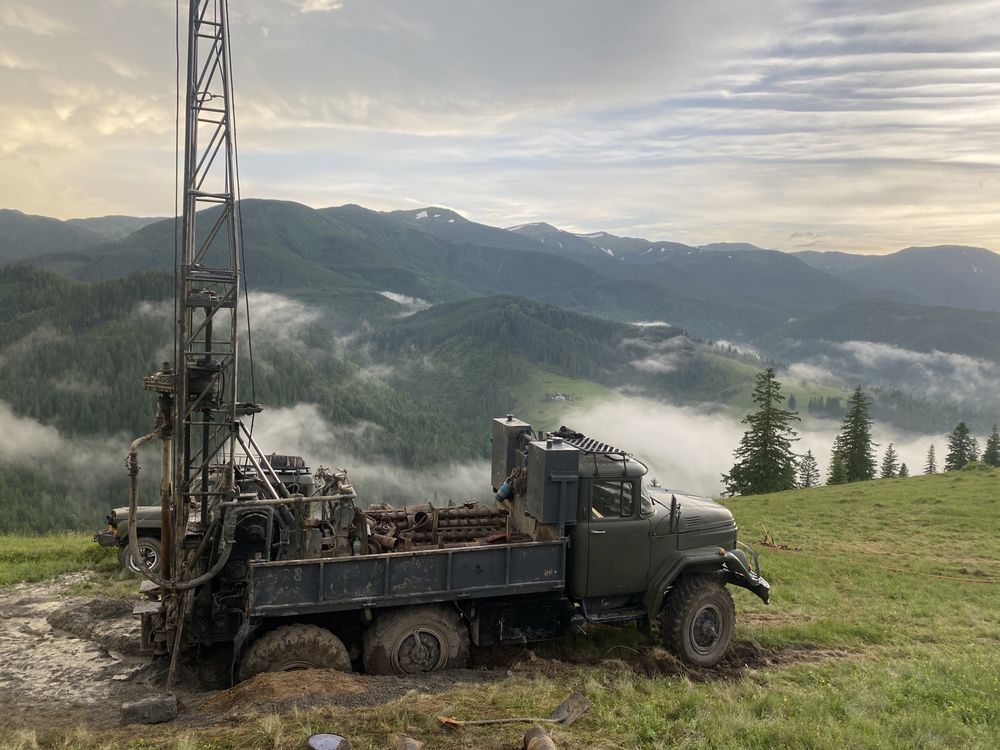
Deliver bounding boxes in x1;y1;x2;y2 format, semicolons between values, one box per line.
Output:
3;469;998;749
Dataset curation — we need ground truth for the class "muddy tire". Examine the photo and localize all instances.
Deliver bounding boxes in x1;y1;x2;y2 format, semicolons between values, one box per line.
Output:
238;624;351;682
362;605;469;676
661;575;735;667
118;536;162;576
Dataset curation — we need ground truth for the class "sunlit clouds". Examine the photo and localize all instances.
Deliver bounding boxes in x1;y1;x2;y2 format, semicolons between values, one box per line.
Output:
1;0;998;252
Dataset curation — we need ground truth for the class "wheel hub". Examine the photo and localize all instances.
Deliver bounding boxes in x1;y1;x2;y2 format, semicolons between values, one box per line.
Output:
393;629;445;674
691;605;722;653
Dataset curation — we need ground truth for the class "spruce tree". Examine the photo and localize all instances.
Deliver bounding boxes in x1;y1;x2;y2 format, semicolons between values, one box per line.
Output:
925;444;937;474
898;463;909;478
944;422;977;471
983;424;1000;467
880;443;899;479
838;386;876;482
722;368;800;496
827;452;848;485
798;450;819;488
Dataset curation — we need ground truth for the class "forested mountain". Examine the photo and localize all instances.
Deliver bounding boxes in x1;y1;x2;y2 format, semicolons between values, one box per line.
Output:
65;215;166;241
0;261;771;531
0;265;476;530
794;245;1000;312
763;298;1000;362
0;209;104;263
3;200;1000;534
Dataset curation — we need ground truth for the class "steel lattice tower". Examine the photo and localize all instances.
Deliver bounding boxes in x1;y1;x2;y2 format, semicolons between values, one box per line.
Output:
172;0;241;573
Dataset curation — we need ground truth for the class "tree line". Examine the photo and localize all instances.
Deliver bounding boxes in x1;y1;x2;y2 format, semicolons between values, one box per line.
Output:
723;368;1000;496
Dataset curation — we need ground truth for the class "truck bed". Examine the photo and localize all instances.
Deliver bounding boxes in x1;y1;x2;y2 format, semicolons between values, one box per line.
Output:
247;538;568;616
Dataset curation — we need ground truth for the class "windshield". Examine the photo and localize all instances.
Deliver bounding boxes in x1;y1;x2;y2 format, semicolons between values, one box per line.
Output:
640;483;654;516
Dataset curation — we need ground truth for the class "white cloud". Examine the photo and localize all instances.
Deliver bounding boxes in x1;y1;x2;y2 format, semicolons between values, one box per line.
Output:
788;339;1000;408
1;1;999;252
248;403;493;505
294;0;345;13
0;401;122;477
377;290;431;315
568;395;942;496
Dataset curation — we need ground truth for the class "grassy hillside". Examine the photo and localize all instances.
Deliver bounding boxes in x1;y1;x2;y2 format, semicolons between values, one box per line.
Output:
4;470;996;748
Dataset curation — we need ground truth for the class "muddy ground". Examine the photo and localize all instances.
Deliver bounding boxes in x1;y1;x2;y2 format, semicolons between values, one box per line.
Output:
0;575;845;739
0;575;147;733
0;576;514;736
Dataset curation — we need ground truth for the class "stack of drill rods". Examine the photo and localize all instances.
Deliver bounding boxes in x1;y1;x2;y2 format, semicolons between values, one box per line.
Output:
363;506;508;533
410;527;504;543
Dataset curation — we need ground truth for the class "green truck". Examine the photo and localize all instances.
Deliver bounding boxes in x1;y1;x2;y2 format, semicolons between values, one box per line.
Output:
134;416;769;679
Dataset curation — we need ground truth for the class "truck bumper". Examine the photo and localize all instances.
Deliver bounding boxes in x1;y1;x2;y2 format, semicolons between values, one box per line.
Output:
723;548;770;604
94;530;118;548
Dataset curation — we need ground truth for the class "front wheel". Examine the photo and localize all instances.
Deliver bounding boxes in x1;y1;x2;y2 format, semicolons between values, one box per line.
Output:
118;536;162;576
660;575;735;667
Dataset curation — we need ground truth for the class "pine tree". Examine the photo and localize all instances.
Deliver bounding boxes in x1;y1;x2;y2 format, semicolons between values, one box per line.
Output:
898;463;909;478
924;444;937;474
838;386;877;482
880;443;899;479
945;422;977;471
798;450;819;488
787;394;797;412
722;368;800;496
983;424;1000;467
827;452;848;485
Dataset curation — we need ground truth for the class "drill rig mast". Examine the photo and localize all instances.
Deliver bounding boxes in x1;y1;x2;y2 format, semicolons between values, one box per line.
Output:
174;0;243;552
127;0;273;685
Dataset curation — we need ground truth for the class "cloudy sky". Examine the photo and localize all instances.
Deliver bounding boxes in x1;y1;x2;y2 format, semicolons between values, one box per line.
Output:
2;0;998;252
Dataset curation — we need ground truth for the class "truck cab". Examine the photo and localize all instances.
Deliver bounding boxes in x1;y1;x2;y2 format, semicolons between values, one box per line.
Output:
494;417;769;666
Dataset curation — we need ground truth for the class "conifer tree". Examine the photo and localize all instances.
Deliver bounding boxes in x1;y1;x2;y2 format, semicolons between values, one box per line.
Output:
838;386;876;482
880;443;899;479
945;422;977;471
827;452;848;485
722;368;800;496
983;424;1000;467
924;444;937;474
898;463;909;478
798;450;819;488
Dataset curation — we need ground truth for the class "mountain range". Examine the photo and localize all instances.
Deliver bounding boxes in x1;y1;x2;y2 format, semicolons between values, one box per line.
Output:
4;201;1000;360
2;200;999;530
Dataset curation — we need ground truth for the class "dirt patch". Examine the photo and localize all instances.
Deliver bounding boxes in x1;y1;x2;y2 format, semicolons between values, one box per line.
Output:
635;642;850;681
477;641;848;683
742;611;813;626
192;668;505;722
0;578;147;732
199;669;368;715
47;597;143;655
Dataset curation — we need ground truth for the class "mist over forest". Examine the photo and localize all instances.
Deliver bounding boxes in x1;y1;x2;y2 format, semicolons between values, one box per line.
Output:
1;202;999;531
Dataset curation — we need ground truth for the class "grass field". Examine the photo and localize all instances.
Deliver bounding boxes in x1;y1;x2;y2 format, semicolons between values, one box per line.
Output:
3;469;999;749
0;532;118;588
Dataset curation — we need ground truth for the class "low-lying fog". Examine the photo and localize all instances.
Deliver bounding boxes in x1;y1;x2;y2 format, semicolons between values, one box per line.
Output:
251;397;946;503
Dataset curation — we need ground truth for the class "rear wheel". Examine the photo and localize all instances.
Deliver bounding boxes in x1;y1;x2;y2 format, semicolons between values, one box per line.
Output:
238;624;351;682
661;575;735;667
363;605;469;676
118;536;162;576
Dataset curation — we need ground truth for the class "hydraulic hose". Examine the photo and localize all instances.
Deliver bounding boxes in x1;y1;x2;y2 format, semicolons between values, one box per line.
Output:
127;434;237;591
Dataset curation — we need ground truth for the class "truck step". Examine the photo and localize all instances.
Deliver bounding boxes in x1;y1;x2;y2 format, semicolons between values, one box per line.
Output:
584;607;646;625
